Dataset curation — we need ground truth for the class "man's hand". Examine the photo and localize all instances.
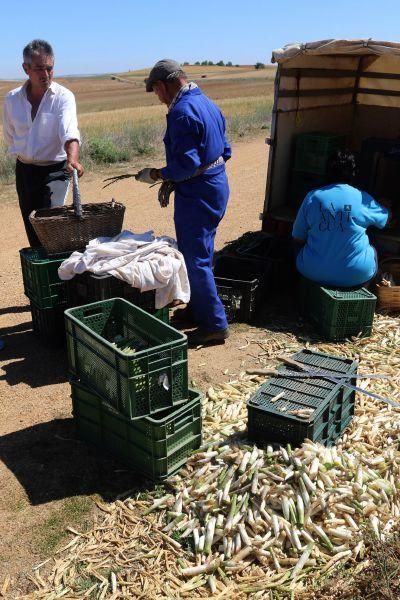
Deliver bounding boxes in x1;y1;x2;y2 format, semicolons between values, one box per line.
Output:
135;168;161;184
65;139;84;177
66;160;84;177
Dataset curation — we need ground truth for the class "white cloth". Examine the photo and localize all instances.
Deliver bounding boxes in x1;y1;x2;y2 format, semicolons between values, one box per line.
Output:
3;81;81;164
58;230;190;309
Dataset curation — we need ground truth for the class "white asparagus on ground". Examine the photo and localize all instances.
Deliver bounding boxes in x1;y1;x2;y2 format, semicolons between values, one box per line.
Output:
159;359;400;592
22;314;400;599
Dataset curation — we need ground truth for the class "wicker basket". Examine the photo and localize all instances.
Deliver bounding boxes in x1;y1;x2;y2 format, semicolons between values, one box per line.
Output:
29;170;125;254
375;257;400;311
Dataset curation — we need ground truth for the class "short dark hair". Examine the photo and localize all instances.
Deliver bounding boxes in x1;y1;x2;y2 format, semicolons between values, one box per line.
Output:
327;150;357;185
23;39;54;64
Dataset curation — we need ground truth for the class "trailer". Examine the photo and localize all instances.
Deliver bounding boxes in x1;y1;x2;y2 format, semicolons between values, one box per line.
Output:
262;38;400;256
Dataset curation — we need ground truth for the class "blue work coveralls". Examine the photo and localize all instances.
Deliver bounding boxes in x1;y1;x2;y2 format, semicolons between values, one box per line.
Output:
160;87;232;332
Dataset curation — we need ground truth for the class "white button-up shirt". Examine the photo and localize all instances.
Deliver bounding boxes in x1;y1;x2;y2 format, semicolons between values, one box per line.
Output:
3;81;81;164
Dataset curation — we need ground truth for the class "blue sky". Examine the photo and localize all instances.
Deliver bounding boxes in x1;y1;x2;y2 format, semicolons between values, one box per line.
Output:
1;0;400;78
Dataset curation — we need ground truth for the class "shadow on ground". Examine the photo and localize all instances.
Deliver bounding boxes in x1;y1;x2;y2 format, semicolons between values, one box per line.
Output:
0;418;149;505
0;314;68;388
0;304;31;317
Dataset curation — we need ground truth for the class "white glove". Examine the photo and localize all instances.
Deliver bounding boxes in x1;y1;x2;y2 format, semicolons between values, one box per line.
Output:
135;168;157;184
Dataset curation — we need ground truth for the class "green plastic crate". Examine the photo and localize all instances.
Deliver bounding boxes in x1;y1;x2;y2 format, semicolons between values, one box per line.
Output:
67;272;169;324
20;247;70;309
71;380;202;480
65;298;188;420
247;349;357;446
328;386;356;440
329;385;355;423
329;405;354;441
294;132;346;176
30;300;66;345
153;308;169;324
300;278;377;340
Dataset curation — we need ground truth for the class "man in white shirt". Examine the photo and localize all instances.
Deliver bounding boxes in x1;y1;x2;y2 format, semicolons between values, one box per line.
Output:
3;39;84;247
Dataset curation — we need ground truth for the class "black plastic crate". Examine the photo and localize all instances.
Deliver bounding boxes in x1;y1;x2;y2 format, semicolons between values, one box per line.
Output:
290;171;327;209
65;298;188;420
218;232;297;293
71;380;202;480
220;231;293;262
213;255;272;323
247;349;357;446
359;137;400;194
221;231;275;259
67;272;169;323
30;300;66;345
263;240;297;292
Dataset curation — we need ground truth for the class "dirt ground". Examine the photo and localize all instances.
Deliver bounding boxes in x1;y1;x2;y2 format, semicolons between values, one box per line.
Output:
0;135;278;593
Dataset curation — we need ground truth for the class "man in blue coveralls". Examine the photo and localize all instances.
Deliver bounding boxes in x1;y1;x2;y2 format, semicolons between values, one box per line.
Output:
135;59;232;346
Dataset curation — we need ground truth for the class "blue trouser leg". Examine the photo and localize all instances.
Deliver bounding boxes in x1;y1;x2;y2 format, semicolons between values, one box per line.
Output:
175;214;228;331
174;175;229;332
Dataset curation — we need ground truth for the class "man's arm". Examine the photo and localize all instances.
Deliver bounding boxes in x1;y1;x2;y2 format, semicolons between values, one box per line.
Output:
59;92;84;176
2;97;15;148
221;112;232;162
65;139;84;177
159;115;202;181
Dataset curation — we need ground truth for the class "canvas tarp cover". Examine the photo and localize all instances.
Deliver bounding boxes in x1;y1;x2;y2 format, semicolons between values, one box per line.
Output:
271;39;400;110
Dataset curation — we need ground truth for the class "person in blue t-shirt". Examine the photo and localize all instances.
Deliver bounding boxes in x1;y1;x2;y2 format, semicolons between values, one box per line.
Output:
135;60;232;345
292;151;389;288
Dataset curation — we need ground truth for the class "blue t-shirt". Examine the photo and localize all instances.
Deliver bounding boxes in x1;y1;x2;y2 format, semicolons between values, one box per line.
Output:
292;184;389;287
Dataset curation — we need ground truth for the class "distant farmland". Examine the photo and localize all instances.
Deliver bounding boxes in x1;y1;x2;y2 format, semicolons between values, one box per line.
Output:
0;65;276;179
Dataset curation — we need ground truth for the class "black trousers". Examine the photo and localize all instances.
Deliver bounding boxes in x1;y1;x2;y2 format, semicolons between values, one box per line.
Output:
16;160;70;247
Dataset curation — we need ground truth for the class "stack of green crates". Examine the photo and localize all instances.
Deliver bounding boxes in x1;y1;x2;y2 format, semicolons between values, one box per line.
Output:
291;132;346;208
71;381;202;480
247;349;358;447
300;277;377;340
65;298;202;480
20;247;71;344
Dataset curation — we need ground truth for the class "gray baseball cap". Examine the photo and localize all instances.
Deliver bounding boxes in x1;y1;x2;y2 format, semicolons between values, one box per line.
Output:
145;59;183;92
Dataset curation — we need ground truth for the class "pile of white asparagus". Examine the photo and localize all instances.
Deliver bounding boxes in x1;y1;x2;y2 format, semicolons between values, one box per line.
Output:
145;315;400;595
17;314;400;599
145;388;400;595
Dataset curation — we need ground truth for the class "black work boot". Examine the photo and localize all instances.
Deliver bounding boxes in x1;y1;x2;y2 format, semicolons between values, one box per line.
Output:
188;327;230;347
171;305;196;325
